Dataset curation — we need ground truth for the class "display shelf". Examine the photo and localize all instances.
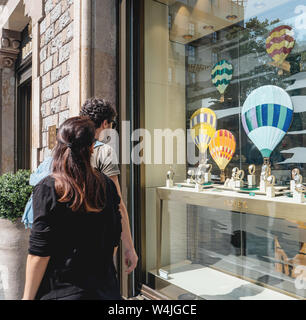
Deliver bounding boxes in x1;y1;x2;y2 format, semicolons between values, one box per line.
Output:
215;185;288;196
175;182;215;189
157;186;306;223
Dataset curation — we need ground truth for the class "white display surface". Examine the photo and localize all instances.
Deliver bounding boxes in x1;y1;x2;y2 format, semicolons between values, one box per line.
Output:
161;185;306;206
158;263;296;300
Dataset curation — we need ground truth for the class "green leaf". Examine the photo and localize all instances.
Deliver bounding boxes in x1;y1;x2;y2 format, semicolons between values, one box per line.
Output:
0;170;33;222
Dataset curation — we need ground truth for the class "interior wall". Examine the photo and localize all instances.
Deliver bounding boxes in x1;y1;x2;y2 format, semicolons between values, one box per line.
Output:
145;0;187;275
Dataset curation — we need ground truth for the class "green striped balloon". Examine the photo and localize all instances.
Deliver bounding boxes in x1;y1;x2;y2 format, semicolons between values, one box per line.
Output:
211;60;233;101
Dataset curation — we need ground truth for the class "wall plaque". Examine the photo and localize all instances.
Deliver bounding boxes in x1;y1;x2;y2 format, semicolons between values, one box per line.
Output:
48;125;57;150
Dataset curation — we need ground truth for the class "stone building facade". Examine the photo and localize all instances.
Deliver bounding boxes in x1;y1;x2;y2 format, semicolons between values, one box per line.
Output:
0;0;118;173
0;0;132;299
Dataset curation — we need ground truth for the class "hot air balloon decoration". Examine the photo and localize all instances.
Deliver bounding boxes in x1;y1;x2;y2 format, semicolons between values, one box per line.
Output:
242;85;293;168
209;129;236;182
211;60;233;102
266;25;295;75
190;108;217;163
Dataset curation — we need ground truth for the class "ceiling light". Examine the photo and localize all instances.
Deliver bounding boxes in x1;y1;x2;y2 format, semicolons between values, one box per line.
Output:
183;34;193;40
203;25;214;30
226;14;238;21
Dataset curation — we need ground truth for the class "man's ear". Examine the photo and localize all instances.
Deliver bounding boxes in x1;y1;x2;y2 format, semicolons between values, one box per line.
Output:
90;143;95;154
102;119;109;129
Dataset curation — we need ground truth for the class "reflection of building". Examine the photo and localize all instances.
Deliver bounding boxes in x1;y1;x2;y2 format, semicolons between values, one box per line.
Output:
168;0;245;44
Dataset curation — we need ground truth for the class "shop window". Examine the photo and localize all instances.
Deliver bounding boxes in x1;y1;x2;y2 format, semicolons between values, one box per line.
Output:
143;0;306;300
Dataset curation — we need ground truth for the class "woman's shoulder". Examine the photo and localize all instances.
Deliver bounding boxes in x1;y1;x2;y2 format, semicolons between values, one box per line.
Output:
33;175;57;201
34;175;55;189
32;175;58;212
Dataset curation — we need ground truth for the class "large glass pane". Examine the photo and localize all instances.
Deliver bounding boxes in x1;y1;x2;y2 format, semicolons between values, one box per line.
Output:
156;200;302;299
143;0;306;300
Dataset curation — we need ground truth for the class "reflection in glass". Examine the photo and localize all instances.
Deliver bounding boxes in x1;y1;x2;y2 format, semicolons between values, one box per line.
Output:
145;0;306;300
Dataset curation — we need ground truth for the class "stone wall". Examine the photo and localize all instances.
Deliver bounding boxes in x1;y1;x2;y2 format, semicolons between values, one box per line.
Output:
39;0;74;161
0;68;15;173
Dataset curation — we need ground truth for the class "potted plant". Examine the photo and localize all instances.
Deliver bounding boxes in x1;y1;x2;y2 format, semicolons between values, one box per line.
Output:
0;170;33;300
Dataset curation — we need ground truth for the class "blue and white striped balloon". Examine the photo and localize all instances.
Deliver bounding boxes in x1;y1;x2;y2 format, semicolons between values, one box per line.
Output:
241;85;293;159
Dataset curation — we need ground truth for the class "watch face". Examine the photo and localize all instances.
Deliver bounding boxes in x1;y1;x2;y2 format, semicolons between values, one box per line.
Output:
167;170;174;180
187;169;194;178
195;168;205;185
261;165;269;176
294;174;302;184
267;175;275;185
232;167;239;178
248;164;255;175
205;164;212;173
292;168;300;179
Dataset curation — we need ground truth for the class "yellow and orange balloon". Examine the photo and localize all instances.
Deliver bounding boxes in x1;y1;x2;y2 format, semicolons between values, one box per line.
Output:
209;129;236;181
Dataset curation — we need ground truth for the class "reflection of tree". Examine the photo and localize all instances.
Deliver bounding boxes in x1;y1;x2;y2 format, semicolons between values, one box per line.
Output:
239;18;285;101
226;17;303;173
236;17;302;100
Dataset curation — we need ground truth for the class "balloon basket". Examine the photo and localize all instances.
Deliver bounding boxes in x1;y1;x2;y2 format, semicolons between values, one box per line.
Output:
220;170;225;183
263;157;270;166
268;61;290;75
219;95;225;103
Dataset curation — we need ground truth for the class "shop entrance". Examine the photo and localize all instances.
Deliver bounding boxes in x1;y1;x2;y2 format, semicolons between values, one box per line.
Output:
15;23;32;171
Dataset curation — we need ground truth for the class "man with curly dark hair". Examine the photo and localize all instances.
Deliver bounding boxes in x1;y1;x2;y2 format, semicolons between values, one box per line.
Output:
80;98;138;275
80;98;120;177
80;97;117;130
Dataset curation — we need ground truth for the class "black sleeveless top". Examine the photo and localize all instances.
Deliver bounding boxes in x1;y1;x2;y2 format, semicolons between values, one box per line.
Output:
29;174;122;300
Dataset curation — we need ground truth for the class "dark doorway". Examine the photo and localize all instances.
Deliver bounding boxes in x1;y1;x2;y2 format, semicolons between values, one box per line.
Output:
16;24;32;171
16;77;31;170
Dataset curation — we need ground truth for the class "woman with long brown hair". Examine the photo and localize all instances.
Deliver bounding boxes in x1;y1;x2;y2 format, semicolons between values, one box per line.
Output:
22;117;122;300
